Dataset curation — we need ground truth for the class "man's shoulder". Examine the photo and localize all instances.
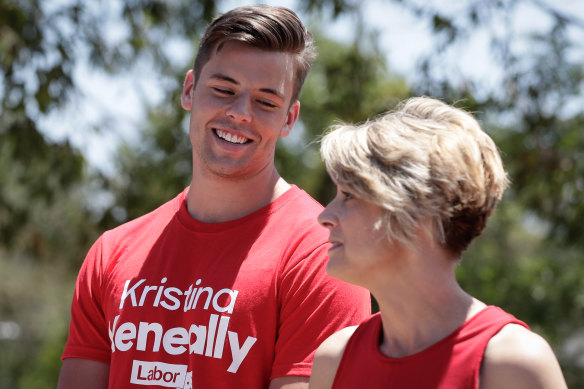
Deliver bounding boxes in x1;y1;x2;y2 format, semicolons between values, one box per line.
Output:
285;185;324;210
276;185;324;223
274;186;327;238
103;191;183;242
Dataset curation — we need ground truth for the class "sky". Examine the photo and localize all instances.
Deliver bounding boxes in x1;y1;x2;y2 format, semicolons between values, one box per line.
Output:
38;0;584;174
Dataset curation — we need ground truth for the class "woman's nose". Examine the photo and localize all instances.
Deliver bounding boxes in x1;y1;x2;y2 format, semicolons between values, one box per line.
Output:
317;203;336;229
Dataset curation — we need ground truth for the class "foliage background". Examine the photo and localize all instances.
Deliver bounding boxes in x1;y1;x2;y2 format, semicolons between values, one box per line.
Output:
1;0;583;386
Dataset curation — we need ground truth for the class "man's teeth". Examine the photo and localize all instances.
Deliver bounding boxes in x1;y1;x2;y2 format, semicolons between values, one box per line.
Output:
216;129;247;144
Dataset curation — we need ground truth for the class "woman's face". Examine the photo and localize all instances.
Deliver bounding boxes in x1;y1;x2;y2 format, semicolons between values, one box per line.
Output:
318;184;398;286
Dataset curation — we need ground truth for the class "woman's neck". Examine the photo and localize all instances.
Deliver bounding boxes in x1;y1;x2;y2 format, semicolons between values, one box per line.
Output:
371;245;486;358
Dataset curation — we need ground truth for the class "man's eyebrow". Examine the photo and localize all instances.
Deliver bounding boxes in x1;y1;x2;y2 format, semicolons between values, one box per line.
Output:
259;87;284;99
210;73;238;84
209;73;284;99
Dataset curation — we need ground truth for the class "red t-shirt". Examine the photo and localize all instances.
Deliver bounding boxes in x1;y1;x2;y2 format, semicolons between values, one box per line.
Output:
62;186;371;388
333;306;529;388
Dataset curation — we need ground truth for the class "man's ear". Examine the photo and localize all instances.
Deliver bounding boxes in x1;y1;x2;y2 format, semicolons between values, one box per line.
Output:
280;100;300;138
181;69;195;110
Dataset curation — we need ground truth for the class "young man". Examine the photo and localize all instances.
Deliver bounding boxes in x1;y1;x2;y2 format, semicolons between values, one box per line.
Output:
57;5;370;389
310;97;567;388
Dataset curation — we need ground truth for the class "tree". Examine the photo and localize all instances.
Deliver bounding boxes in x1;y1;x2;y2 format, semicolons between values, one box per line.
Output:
401;0;584;248
397;1;584;383
2;0;583;387
0;1;220;387
279;30;409;203
0;112;101;388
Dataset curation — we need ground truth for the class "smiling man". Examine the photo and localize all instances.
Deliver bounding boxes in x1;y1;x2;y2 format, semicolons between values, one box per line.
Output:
57;5;370;389
183;40;299;221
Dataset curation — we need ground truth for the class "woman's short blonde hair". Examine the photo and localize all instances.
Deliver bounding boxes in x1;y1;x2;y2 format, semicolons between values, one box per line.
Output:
320;96;508;256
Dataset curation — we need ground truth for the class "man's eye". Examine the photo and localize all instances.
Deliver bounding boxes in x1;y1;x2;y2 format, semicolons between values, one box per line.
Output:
212;87;233;95
258;100;277;109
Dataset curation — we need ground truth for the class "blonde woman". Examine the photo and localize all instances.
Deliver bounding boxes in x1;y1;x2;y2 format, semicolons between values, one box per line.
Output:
310;97;567;389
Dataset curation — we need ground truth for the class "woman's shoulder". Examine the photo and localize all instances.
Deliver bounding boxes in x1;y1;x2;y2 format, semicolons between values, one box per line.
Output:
310;325;359;389
480;323;567;389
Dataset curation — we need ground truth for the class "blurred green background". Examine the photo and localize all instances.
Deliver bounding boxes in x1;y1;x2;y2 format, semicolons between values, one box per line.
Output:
1;0;583;387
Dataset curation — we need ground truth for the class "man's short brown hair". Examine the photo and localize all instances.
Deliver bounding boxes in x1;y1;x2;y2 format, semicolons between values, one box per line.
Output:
193;5;316;103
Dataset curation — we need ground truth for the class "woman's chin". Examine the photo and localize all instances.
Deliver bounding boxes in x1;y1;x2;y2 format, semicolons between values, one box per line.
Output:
326;259;353;283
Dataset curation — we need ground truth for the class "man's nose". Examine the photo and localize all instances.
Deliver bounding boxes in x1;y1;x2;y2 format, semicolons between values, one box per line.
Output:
226;94;252;123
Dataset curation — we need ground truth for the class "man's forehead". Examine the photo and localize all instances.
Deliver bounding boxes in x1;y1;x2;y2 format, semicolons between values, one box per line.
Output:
212;40;295;67
204;42;295;95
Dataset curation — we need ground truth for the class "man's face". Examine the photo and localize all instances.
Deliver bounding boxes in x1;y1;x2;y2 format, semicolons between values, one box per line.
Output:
181;41;299;181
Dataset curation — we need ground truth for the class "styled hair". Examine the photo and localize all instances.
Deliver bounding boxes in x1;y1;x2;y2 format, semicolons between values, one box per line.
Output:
193;5;317;103
320;96;509;257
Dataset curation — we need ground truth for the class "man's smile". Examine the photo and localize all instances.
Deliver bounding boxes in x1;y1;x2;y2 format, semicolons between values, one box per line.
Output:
214;129;251;144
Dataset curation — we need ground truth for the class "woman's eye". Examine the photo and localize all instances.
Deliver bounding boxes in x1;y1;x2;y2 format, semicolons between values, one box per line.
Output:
341;191;353;201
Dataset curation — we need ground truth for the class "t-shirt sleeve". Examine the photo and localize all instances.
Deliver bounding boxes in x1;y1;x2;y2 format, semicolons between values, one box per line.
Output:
61;236;111;363
271;243;371;379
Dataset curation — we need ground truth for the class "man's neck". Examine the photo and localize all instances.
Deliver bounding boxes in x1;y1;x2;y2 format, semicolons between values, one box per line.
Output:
186;168;290;223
